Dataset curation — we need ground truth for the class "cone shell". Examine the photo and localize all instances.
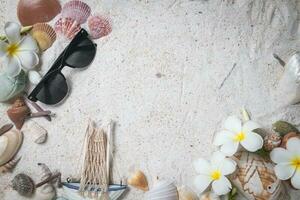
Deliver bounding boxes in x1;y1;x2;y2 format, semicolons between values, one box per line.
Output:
145;180;179;200
0;157;21;173
7;98;30;130
17;0;61;26
30;23;56;51
230;151;288;200
62;0;91;24
12;173;35;196
177;186;199;200
55;17;81;40
0;130;23;166
128;170;149;191
88;15;112;39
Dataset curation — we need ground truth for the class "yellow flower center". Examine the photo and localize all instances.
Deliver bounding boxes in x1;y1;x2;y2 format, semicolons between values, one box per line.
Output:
6;43;19;57
210;170;221;180
233;131;246;142
290;156;300;170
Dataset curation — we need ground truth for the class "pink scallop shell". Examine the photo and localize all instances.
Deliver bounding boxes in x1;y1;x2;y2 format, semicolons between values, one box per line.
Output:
54;17;81;40
87;15;112;39
61;0;91;24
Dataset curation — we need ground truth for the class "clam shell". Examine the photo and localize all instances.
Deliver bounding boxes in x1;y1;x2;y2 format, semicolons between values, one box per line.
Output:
0;130;23;166
230;152;289;200
145;180;179;200
30;23;56;51
23;121;47;144
17;0;61;26
62;0;91;24
128;170;149;191
88;15;112;39
0;71;26;102
177;186;199;200
55;17;81;40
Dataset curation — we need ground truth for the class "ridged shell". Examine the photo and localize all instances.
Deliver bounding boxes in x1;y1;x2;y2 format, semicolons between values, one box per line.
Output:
62;0;91;24
230;152;289;200
145;180;179;200
12;173;35;196
128;170;149;191
23;121;47;144
0;157;21;173
54;17;81;40
0;71;26;102
0;130;23;166
17;0;61;26
88;15;112;39
177;186;199;200
30;23;56;51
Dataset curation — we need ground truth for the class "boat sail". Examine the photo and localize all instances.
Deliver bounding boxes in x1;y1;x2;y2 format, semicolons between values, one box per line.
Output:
58;120;127;200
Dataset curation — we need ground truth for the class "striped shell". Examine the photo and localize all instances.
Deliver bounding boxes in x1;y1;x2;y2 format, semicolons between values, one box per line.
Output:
30;23;56;51
230;152;288;200
145;180;178;200
62;0;91;24
88;15;112;39
0;71;26;102
0;130;23;166
54;17;81;40
0;157;21;173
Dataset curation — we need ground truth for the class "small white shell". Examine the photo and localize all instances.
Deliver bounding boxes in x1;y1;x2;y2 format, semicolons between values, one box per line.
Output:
28;70;42;85
145;180;178;200
23;121;47;144
0;130;23;166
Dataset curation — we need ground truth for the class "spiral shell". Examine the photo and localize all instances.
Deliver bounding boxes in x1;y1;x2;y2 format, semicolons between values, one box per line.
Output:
7;98;30;130
0;157;21;173
12;173;35;196
145;180;179;200
263;132;282;151
30;23;56;51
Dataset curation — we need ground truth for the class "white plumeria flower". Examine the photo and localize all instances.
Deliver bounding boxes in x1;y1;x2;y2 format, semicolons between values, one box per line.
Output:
193;151;236;195
0;22;39;79
213;116;263;156
270;137;300;189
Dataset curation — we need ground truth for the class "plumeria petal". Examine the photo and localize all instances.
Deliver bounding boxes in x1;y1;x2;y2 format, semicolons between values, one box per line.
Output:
211;151;226;167
286;137;300;154
211;176;232;195
274;163;295;180
4;22;21;43
224;116;242;133
270;148;292;164
3;56;21;77
193;158;211;175
220;141;239;156
18;35;39;52
291;170;300;189
16;51;39;70
213;131;235;146
240;131;263;152
194;174;212;193
0;41;8;57
220;158;237;176
242;120;260;132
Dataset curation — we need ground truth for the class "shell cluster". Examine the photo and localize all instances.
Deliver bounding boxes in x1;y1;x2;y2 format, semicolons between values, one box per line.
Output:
145;180;179;200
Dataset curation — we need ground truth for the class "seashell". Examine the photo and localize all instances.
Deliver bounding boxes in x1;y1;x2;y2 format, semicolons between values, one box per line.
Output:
0;157;21;173
199;191;220;200
0;124;13;136
35;163;56;200
62;0;91;24
177;186;199;200
0;71;26;102
128;170;149;191
280;132;300;148
7;98;30;130
88;14;112;39
17;0;61;26
23;121;47;144
272;120;299;136
12;173;35;196
230;151;289;200
38;163;52;181
30;23;56;51
145;180;179;200
263;132;282;151
0;129;23;166
54;17;81;40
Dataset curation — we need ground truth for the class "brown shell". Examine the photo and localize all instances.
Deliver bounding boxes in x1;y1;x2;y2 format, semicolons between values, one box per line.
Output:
7;98;30;130
128;170;149;191
0;157;21;173
30;23;56;51
263;132;282;151
12;173;35;196
17;0;61;26
280;132;300;148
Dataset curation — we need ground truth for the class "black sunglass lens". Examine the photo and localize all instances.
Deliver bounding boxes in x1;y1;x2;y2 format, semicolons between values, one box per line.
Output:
35;72;68;105
65;38;96;68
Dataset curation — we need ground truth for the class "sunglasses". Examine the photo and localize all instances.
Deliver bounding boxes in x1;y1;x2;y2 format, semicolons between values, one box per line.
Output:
28;29;97;105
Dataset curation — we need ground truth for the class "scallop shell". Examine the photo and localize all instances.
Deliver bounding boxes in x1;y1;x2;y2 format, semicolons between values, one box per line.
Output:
177;186;199;200
55;17;81;40
12;173;35;196
30;23;56;51
17;0;61;26
145;180;179;200
88;15;112;39
7;98;31;130
0;71;26;102
0;129;23;166
0;157;21;173
62;0;91;24
263;132;282;151
23;121;47;144
128;170;149;191
230;151;289;200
